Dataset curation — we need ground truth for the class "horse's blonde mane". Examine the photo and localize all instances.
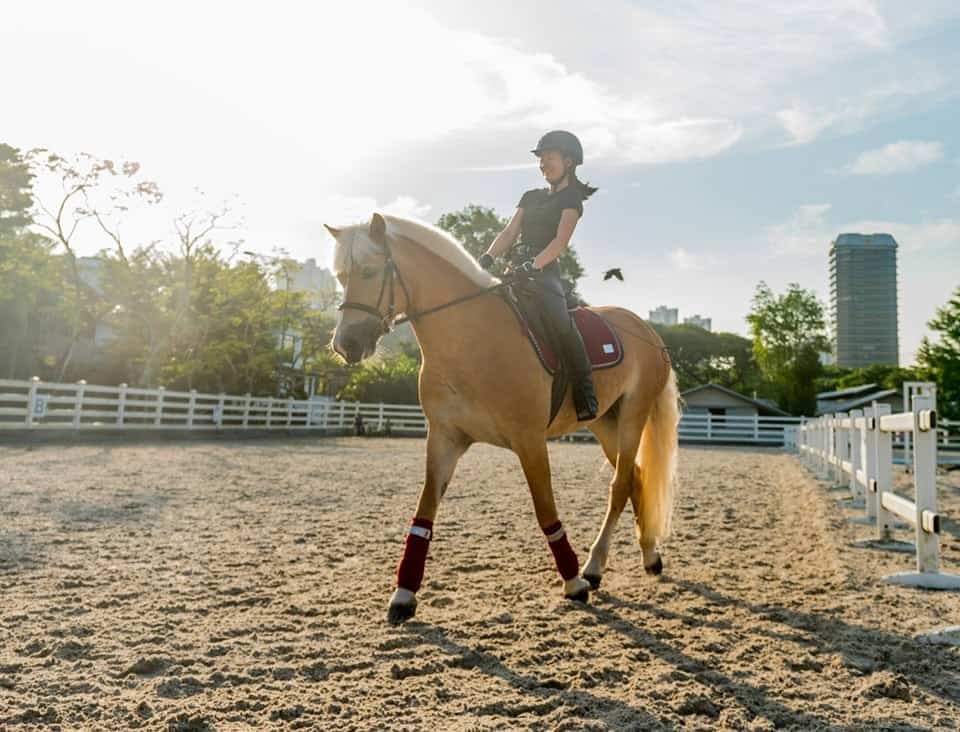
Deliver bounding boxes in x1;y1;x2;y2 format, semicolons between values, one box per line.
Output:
331;214;497;288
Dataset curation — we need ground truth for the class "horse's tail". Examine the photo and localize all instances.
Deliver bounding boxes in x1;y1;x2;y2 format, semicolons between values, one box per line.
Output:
633;368;680;542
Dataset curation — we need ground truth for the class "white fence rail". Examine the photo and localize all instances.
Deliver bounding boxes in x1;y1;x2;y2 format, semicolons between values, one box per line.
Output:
0;377;427;435
0;377;811;445
797;389;959;590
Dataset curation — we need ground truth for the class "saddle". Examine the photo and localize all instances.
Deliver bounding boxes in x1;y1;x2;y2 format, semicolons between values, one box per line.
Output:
502;284;623;426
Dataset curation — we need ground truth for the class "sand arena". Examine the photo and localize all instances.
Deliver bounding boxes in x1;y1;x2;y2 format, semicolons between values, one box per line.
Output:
1;438;959;730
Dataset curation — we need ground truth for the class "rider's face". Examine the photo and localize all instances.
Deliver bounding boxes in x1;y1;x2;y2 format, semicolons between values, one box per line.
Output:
538;150;570;185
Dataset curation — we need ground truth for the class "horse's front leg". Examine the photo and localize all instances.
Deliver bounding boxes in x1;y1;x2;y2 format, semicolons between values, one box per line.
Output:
387;428;468;624
516;440;591;602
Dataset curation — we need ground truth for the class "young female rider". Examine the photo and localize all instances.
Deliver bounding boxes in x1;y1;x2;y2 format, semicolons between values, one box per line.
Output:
478;129;599;421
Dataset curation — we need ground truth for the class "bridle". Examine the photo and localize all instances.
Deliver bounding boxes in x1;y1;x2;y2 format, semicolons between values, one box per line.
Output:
337;232;414;336
337;232;516;334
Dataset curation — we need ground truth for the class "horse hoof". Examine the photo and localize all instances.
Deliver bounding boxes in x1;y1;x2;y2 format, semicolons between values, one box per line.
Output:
583;573;602;590
387;601;417;625
644;556;663;576
566;587;590;603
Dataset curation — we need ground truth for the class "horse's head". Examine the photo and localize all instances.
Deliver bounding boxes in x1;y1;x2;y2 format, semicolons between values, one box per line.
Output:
327;213;398;364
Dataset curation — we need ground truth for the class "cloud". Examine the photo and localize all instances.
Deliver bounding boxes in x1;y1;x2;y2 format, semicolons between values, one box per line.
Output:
776;70;946;144
766;204;833;255
766;203;960;256
843;140;944;175
318;194;432;230
669;248;707;270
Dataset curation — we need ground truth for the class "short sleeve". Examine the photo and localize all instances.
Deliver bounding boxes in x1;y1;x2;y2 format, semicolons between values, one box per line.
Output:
559;186;583;218
517;189;535;209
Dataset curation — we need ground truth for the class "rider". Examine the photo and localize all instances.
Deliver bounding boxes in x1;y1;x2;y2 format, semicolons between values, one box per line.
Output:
477;130;599;422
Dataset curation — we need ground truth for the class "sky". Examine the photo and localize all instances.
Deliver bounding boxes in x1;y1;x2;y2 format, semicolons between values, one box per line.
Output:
4;0;959;365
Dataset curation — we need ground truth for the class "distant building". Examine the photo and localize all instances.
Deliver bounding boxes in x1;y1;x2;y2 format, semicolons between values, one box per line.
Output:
815;383;903;416
682;383;790;418
829;233;899;367
683;314;712;331
287;258;338;313
649;306;678;326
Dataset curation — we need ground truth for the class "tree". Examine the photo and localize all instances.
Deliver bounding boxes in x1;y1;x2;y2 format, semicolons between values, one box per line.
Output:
436;204;586;302
917;286;960;419
653;324;763;395
26;149;161;380
337;352;420;404
0;233;69;378
814;363;926;397
0;143;34;236
746;282;829;415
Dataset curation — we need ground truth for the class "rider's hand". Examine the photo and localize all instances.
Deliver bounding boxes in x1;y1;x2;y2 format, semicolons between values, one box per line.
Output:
519;259;538;274
477;253;494;271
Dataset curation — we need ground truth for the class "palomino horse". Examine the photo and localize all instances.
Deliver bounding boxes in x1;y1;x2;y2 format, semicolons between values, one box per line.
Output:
327;213;679;624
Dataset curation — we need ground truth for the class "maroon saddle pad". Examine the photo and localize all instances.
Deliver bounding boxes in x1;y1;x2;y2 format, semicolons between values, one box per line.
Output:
510;303;624;375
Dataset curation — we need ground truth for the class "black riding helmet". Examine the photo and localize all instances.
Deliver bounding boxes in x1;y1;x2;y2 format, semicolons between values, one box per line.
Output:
531;130;583;166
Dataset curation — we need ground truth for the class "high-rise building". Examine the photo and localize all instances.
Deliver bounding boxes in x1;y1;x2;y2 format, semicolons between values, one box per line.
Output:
649;306;678;326
829;233;899;367
683;314;712;331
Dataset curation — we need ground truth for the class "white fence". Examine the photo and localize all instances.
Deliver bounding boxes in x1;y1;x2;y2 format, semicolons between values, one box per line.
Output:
0;378;427;435
797;390;960;590
0;377;810;445
568;413;801;446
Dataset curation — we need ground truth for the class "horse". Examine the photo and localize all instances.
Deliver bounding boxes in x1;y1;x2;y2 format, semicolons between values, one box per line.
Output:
326;213;679;624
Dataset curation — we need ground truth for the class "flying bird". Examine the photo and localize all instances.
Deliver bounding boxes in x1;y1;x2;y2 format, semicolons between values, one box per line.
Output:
603;268;623;282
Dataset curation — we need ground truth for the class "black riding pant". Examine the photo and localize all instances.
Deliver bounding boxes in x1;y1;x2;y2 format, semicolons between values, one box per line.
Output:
520;265;592;378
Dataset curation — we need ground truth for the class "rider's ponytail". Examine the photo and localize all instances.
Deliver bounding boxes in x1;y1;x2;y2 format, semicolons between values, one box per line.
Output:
569;166;598;200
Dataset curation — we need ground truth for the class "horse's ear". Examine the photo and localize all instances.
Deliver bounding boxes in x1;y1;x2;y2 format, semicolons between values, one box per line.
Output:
369;213;387;242
323;224;342;239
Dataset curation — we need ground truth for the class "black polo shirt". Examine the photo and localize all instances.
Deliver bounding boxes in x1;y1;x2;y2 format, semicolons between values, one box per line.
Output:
510;185;584;266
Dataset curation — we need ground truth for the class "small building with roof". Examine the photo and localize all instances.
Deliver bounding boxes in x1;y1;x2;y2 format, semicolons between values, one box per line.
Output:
815;383;903;416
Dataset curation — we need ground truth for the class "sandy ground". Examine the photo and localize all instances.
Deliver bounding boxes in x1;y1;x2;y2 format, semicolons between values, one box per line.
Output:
1;437;959;731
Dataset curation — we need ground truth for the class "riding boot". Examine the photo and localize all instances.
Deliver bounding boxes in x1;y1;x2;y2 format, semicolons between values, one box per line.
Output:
560;320;598;421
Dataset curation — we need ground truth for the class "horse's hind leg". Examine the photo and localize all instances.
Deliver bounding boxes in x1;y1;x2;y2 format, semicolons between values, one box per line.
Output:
582;406;647;589
515;439;591;602
387;428;469;624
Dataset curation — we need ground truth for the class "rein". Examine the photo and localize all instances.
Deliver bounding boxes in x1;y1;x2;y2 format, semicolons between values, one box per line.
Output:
337;233;525;333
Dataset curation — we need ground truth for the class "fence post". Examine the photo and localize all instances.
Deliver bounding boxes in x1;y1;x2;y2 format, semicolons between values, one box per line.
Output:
378;402;385;432
874;403;895;543
861;405;878;522
912;394;938;575
73;379;87;431
242;394;251;429
848;409;863;506
186;389;197;429
117;383;128;426
25;376;40;428
753;414;759;442
286;398;293;428
706;413;712;441
216;394;225;429
154;386;165;426
266;397;273;428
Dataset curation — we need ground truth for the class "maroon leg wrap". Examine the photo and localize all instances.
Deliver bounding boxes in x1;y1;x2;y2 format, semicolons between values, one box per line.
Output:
543;521;579;581
396;517;433;593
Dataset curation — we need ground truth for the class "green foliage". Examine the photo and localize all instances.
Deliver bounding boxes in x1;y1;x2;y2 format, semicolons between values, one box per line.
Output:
337;352;420;404
436;204;586;301
0;233;72;378
746;282;829;415
653;324;763;396
0;144;34;236
814;364;926;396
917;286;960;419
